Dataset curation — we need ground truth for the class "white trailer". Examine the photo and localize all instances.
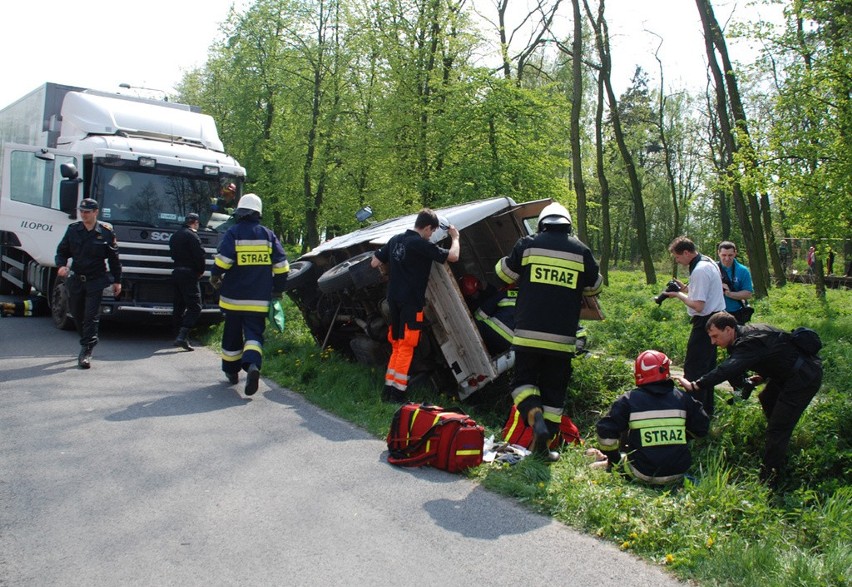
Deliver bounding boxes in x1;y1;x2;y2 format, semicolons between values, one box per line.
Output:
0;83;245;328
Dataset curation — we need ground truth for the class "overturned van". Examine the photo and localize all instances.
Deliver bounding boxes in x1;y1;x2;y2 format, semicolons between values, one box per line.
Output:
283;197;603;400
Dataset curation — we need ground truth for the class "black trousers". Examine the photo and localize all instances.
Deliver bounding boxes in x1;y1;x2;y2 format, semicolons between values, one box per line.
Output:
684;314;718;415
758;357;822;473
511;348;573;437
67;274;108;348
172;268;202;330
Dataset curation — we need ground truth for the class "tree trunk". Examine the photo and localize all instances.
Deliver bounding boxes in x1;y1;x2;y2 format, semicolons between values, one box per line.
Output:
594;68;611;284
570;0;588;244
585;0;655;284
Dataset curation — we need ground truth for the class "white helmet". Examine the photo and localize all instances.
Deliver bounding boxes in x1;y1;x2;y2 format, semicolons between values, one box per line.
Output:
537;202;572;231
236;193;263;215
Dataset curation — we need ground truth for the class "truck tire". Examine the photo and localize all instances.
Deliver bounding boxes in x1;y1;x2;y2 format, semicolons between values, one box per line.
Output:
317;258;356;294
283;260;318;293
51;279;76;331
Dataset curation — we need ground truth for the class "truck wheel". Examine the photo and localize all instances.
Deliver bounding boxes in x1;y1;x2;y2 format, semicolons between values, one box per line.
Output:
317;258;356;294
283;260;318;293
51;279;76;331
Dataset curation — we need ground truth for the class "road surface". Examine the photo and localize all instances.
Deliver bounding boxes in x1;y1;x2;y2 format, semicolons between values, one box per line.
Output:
0;307;683;586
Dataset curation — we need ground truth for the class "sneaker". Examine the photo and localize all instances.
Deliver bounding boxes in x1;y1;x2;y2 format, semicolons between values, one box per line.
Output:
225;372;239;385
244;364;260;396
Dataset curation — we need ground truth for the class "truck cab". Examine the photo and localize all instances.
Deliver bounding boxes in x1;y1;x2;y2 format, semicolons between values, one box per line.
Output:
0;84;245;328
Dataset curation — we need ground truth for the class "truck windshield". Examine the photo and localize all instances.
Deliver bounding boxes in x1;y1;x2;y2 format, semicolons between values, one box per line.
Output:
93;166;238;232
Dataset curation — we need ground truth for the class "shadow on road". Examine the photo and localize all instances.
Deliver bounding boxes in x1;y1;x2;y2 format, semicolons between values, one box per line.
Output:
105;384;250;421
424;485;549;538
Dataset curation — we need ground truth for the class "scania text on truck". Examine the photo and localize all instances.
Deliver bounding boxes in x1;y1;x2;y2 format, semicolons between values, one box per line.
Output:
0;83;245;329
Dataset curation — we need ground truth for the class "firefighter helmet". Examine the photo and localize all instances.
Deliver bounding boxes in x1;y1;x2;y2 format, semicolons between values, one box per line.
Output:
459;274;483;298
235;193;263;215
634;350;671;386
537;202;572;231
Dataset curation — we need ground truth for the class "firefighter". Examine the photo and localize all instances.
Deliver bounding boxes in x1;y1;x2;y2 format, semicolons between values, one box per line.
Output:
495;202;602;461
210;194;289;396
370;209;460;403
473;284;517;355
591;350;710;485
55;198;122;369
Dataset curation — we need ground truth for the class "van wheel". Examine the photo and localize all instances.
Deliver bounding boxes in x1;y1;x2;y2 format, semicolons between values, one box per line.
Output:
318;258;356;294
51;279;76;331
348;251;385;289
283;260;318;292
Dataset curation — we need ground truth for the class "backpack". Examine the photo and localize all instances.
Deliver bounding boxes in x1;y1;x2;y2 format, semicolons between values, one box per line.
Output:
789;327;822;356
386;403;484;472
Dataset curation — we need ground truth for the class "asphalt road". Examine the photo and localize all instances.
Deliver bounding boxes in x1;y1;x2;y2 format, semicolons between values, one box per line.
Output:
0;305;683;586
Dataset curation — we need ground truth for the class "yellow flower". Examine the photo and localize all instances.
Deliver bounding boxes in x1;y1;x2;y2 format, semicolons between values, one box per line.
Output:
706;537;715;548
621;541;631;550
665;554;674;564
629;532;639;540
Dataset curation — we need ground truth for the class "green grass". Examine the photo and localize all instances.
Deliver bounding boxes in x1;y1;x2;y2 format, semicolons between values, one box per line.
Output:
202;270;851;586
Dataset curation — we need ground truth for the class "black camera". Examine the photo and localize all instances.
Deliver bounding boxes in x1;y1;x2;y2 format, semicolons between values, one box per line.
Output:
727;379;757;405
654;279;682;305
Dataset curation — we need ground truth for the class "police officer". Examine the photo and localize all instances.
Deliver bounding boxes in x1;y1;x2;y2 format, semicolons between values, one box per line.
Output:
169;213;206;350
55;198;122;369
676;312;823;485
210;194;289;396
495;202;602;461
592;350;710;485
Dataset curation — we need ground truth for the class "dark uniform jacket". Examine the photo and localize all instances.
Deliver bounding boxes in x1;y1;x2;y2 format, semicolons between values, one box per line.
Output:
495;230;602;354
169;224;207;275
597;381;710;484
694;324;816;391
374;229;450;307
475;288;517;353
212;219;289;314
55;221;121;283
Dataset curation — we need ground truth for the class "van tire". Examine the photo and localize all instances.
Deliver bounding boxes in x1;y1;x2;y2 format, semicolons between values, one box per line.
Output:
318;258;356;294
283;260;318;292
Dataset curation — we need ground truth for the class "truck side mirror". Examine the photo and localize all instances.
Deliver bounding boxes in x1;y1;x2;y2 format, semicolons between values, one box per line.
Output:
59;180;82;218
355;206;373;223
59;163;83;217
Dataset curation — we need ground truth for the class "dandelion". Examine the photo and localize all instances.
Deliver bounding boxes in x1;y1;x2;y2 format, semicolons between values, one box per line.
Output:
665;554;674;565
629;532;639;540
620;541;631;550
706;536;715;548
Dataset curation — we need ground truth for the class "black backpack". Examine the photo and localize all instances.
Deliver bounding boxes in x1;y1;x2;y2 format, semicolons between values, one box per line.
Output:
789;327;823;356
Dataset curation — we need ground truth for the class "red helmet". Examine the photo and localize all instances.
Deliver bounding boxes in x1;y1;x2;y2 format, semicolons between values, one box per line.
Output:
459;274;483;298
634;350;671;386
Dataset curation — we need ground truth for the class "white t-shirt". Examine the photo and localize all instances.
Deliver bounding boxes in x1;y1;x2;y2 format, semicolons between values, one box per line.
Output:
687;256;726;317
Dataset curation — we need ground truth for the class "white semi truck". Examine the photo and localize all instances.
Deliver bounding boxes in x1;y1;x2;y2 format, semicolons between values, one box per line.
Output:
0;83;245;329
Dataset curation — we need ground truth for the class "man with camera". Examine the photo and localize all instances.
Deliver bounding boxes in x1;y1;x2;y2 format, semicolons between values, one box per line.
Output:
675;312;823;486
717;241;754;324
664;237;726;415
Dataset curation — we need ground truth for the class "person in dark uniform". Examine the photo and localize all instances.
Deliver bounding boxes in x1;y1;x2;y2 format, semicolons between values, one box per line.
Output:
370;209;460;403
676;312;823;485
591;350;710;485
55;198;122;369
210;194;289;396
169;213;206;350
495;202;602;461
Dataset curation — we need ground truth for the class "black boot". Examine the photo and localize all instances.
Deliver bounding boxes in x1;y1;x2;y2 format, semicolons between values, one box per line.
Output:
244;364;260;396
78;345;93;369
173;327;194;351
528;409;560;463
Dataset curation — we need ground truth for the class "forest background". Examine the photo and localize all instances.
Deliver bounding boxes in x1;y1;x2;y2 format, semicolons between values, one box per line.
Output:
174;0;850;296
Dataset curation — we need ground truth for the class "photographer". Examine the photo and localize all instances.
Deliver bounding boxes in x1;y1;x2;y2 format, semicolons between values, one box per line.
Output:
675;312;823;486
717;241;754;324
665;237;726;415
